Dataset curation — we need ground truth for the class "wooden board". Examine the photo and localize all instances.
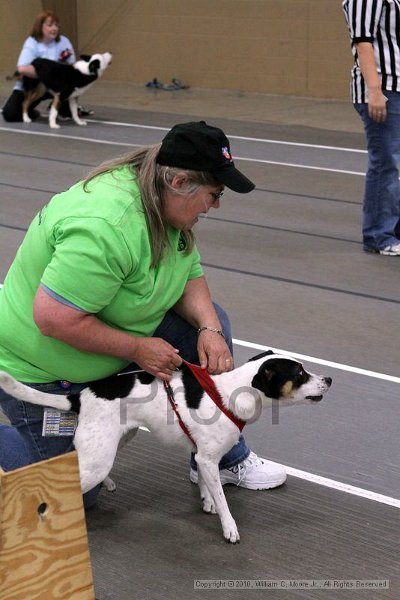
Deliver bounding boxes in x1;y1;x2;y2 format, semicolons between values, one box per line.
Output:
0;451;95;600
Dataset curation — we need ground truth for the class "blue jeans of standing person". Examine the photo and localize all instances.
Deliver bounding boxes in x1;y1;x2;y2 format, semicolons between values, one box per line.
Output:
355;91;400;251
0;304;250;508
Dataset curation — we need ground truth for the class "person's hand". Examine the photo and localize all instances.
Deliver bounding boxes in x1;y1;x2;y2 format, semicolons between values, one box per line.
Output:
368;88;388;123
197;330;234;374
132;337;182;381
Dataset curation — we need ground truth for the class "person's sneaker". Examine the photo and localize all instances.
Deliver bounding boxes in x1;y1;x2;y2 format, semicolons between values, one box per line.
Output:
78;106;94;117
28;108;41;121
379;243;400;256
190;451;287;490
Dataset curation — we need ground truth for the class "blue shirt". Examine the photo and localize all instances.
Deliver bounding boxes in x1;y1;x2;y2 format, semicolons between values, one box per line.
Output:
14;35;75;91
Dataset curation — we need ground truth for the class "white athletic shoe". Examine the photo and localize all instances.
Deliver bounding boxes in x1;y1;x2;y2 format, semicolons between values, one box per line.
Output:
190;451;287;490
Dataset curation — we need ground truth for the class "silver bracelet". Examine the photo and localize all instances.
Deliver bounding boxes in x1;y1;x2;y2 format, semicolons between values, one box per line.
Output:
197;326;225;340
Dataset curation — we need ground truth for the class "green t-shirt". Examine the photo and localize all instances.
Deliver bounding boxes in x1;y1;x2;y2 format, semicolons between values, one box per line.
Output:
0;166;203;382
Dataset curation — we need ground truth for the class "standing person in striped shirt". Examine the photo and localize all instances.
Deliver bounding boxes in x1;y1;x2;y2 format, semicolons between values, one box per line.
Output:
343;0;400;255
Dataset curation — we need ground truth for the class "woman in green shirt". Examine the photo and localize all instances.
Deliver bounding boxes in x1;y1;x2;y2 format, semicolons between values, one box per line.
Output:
0;121;286;506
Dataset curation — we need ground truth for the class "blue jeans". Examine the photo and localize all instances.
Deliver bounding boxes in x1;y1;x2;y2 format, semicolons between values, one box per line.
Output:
355;92;400;251
0;304;250;506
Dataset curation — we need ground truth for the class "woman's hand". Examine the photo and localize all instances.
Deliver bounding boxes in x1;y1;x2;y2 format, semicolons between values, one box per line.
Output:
132;337;182;381
197;330;234;374
368;88;388;123
355;42;387;123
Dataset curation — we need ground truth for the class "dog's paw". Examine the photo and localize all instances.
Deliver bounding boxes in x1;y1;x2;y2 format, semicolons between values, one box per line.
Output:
76;119;87;126
223;521;240;544
23;115;32;123
202;498;216;514
102;476;117;492
50;123;61;129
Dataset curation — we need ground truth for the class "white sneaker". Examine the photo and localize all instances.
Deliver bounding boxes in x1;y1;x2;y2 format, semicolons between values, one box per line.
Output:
190;451;287;490
379;243;400;256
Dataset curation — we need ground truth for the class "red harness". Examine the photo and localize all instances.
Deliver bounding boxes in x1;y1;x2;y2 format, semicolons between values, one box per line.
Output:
164;360;246;447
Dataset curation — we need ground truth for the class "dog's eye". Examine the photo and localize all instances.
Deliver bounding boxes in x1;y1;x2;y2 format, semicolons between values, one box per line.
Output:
295;369;307;383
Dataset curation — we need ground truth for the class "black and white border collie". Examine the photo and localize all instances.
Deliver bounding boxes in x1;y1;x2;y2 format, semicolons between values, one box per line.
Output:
0;351;331;543
22;52;112;129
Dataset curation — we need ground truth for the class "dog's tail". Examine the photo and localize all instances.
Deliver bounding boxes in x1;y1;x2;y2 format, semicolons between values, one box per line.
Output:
0;371;71;410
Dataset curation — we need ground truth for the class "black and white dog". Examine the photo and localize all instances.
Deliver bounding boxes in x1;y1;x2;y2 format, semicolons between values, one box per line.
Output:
21;52;112;129
0;351;331;543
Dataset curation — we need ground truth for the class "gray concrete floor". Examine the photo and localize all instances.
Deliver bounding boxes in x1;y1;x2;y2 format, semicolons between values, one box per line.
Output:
0;81;399;599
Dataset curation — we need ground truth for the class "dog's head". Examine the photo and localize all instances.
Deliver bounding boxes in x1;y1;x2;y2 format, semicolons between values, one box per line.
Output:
249;351;332;406
75;52;113;77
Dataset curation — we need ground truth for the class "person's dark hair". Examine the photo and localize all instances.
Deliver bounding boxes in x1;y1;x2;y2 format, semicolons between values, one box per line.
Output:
83;145;220;267
30;11;60;41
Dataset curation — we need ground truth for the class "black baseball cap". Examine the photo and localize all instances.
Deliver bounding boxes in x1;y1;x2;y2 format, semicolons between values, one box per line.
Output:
156;121;255;193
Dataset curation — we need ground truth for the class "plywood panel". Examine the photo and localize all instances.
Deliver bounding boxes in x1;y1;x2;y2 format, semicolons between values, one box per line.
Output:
0;452;95;600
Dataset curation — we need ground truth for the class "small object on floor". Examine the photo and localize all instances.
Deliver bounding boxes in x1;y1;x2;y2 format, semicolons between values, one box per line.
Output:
78;105;94;117
145;77;190;90
171;78;190;89
146;77;163;89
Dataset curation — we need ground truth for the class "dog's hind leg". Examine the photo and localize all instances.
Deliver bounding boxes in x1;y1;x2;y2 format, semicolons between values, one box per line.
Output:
49;95;61;129
195;453;240;543
22;86;44;123
74;423;121;494
22;92;33;123
69;96;87;126
103;428;139;492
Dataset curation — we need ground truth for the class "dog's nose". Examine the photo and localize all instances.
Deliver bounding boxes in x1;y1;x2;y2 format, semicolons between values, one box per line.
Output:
324;377;332;387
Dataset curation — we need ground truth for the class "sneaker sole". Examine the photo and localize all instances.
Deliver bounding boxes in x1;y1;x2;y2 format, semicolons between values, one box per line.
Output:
190;471;287;490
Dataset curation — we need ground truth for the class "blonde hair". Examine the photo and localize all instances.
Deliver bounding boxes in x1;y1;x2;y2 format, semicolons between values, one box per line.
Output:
83;145;220;266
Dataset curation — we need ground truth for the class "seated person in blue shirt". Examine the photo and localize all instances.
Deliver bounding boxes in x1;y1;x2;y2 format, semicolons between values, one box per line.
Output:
2;10;92;122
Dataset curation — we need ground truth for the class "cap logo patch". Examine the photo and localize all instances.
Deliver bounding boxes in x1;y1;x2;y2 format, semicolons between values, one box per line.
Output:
221;146;232;163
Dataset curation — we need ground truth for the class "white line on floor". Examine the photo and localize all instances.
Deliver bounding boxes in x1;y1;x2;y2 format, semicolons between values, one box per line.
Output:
233;338;400;383
136;427;399;508
284;467;400;508
0;126;365;176
0;126;137;147
235;157;364;176
89;119;367;154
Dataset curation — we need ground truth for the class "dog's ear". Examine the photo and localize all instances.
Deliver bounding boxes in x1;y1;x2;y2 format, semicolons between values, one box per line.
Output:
89;59;101;73
79;54;91;62
248;350;274;362
251;364;278;399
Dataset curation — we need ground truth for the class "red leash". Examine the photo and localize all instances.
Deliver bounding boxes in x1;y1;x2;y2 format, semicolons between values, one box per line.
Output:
164;379;196;446
182;360;246;432
164;359;246;446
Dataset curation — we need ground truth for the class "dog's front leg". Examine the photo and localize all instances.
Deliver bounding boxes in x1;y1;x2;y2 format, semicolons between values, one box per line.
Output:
49;95;61;129
195;454;240;543
69;97;87;126
197;469;216;514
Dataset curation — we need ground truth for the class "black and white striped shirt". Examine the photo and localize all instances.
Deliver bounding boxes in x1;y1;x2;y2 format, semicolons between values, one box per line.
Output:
342;0;400;103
